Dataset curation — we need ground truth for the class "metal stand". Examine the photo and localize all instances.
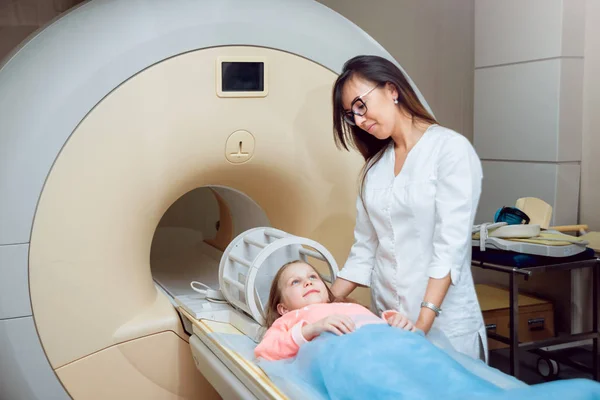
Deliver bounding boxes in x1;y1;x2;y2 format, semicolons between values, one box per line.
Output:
509;270;519;376
473;258;600;381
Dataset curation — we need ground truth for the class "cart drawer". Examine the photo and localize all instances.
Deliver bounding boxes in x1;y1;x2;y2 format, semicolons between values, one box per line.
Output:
476;284;555;350
484;310;555;350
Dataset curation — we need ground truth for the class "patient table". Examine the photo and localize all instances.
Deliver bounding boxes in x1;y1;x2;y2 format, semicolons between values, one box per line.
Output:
180;308;287;400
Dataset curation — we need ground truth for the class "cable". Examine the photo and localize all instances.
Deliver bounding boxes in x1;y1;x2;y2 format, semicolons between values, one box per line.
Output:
190;281;226;301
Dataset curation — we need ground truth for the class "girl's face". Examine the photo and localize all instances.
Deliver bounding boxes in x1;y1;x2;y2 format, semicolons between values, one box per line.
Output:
276;262;329;315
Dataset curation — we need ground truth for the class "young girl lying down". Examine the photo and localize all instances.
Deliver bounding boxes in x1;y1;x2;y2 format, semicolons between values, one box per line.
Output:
254;259;416;361
253;260;600;400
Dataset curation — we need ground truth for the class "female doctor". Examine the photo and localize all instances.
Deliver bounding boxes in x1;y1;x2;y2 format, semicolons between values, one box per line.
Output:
330;55;488;361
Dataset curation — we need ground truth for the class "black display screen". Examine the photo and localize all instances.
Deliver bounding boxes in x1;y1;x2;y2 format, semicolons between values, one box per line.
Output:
221;62;264;92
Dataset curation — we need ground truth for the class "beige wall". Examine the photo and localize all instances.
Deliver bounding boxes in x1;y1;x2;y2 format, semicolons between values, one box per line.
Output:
320;0;599;230
317;0;475;141
0;0;85;63
580;0;600;230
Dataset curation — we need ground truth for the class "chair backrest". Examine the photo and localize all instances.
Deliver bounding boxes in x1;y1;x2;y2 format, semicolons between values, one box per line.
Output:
515;197;553;229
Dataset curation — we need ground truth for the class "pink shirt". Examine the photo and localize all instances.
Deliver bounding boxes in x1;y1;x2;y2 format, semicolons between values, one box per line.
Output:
254;302;398;361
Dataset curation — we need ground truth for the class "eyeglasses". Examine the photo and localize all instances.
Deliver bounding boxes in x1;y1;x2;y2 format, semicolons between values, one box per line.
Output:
343;85;379;126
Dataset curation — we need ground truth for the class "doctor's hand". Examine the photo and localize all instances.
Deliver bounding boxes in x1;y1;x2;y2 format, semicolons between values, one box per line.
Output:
383;311;417;332
302;314;355;340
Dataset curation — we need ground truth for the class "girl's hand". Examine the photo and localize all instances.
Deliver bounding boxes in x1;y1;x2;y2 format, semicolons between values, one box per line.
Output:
302;314;355;340
385;311;417;332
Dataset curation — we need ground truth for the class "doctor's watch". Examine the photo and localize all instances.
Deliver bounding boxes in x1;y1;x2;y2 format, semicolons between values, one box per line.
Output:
421;301;442;317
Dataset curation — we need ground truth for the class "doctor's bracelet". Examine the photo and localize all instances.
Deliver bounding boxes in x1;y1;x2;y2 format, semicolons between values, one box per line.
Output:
421;301;442;317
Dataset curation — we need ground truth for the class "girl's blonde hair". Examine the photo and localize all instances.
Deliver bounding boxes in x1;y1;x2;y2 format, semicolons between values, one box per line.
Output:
263;260;350;329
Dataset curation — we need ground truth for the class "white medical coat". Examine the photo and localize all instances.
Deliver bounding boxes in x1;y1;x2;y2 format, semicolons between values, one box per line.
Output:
338;125;488;361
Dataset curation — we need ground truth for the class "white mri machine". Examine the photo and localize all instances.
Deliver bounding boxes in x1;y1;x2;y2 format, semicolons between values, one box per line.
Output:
0;0;434;398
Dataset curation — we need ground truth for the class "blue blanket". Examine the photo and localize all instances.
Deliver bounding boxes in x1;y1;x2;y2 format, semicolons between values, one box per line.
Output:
253;324;600;400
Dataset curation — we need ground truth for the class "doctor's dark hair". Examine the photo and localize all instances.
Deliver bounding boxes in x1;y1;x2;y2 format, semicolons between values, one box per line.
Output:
332;55;438;199
263;260;348;330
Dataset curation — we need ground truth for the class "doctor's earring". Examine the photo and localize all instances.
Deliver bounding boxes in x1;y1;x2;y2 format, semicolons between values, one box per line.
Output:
393;98;398;104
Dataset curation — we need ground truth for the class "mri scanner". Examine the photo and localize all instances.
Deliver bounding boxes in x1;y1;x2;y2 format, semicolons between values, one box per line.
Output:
0;0;434;398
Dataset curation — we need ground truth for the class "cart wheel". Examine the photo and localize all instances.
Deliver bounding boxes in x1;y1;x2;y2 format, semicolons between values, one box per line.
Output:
536;357;560;380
